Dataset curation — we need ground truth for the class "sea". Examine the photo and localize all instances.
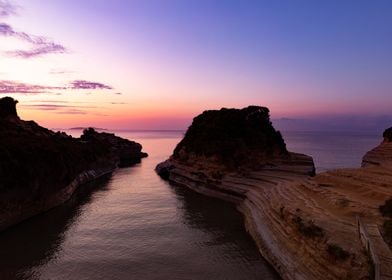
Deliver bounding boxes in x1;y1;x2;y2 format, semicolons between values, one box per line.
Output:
0;129;382;280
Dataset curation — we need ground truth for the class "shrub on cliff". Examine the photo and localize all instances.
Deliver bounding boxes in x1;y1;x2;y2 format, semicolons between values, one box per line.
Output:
382;220;392;247
384;127;392;142
379;198;392;248
173;106;288;169
293;215;325;238
327;244;350;261
380;198;392;218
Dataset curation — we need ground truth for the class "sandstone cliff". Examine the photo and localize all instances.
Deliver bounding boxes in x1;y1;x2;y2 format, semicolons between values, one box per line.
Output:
157;107;392;279
0;97;147;231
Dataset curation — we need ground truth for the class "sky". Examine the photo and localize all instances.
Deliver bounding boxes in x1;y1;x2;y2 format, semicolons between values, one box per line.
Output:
0;0;391;130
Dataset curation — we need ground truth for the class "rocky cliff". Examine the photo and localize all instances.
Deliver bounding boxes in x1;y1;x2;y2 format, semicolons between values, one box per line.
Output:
0;97;147;231
173;106;289;170
157;106;392;279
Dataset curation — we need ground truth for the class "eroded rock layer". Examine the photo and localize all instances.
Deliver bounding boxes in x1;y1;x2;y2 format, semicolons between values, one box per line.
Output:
157;107;392;279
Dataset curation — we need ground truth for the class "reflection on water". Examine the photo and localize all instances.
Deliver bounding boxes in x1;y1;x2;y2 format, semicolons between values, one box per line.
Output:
0;132;279;280
0;177;112;280
0;130;379;279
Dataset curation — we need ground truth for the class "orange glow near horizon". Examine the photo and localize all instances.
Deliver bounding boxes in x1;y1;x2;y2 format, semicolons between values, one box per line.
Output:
14;93;384;130
1;1;391;130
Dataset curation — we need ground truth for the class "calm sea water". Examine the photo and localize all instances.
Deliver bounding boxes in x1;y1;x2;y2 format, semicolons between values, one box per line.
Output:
282;130;381;172
0;130;381;280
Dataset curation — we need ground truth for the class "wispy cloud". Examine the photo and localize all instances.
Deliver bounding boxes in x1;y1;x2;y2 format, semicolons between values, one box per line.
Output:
56;110;88;115
25;99;127;105
23;103;97;109
0;0;17;19
0;23;67;58
70;80;113;90
49;68;74;75
111;102;127;105
0;80;65;94
21;104;95;110
9;43;67;58
25;100;71;104
20;104;97;115
0;79;115;94
20;103;112;116
0;1;67;59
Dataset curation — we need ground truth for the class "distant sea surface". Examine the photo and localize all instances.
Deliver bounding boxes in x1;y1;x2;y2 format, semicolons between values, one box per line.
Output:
0;130;381;280
281;130;381;172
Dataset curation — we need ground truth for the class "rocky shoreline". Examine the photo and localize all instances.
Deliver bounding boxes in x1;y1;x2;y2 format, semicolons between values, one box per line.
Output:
157;106;392;279
0;97;147;231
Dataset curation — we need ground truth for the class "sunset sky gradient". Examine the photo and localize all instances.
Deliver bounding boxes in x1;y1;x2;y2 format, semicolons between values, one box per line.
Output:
1;0;391;130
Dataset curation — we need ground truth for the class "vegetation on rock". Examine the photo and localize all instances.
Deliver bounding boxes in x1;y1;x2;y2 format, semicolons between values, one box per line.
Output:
380;198;392;218
327;244;350;261
382;220;392;248
379;198;392;248
383;127;392;142
293;215;325;238
173;106;288;169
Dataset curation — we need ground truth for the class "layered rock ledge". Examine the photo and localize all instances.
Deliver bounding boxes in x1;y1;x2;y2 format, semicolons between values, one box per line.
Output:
0;97;147;231
157;107;392;279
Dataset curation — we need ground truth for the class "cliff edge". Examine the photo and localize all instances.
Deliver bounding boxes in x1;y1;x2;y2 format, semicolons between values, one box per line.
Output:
0;97;147;231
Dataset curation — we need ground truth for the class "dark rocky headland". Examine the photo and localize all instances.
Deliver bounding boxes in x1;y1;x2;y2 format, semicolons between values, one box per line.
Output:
0;97;147;231
157;106;315;202
157;106;392;279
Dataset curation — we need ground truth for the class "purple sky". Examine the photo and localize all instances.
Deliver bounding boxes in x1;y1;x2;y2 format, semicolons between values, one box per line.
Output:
0;0;391;131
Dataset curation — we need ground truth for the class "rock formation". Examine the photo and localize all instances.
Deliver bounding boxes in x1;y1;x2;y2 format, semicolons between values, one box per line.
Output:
173;106;289;170
0;97;18;119
362;127;392;167
0;97;147;231
157;106;392;279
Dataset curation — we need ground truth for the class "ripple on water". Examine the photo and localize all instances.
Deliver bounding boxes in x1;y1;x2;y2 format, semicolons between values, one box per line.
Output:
0;133;279;280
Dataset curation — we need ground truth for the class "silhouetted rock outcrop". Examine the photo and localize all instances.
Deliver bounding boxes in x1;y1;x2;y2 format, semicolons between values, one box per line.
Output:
0;97;147;231
0;97;18;119
157;106;314;186
81;127;148;167
173;106;288;170
156;105;315;202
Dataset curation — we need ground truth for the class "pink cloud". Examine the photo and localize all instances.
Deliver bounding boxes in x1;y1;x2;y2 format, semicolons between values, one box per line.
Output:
0;80;115;94
0;21;67;58
70;80;113;90
8;42;67;58
0;80;65;94
0;0;17;19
